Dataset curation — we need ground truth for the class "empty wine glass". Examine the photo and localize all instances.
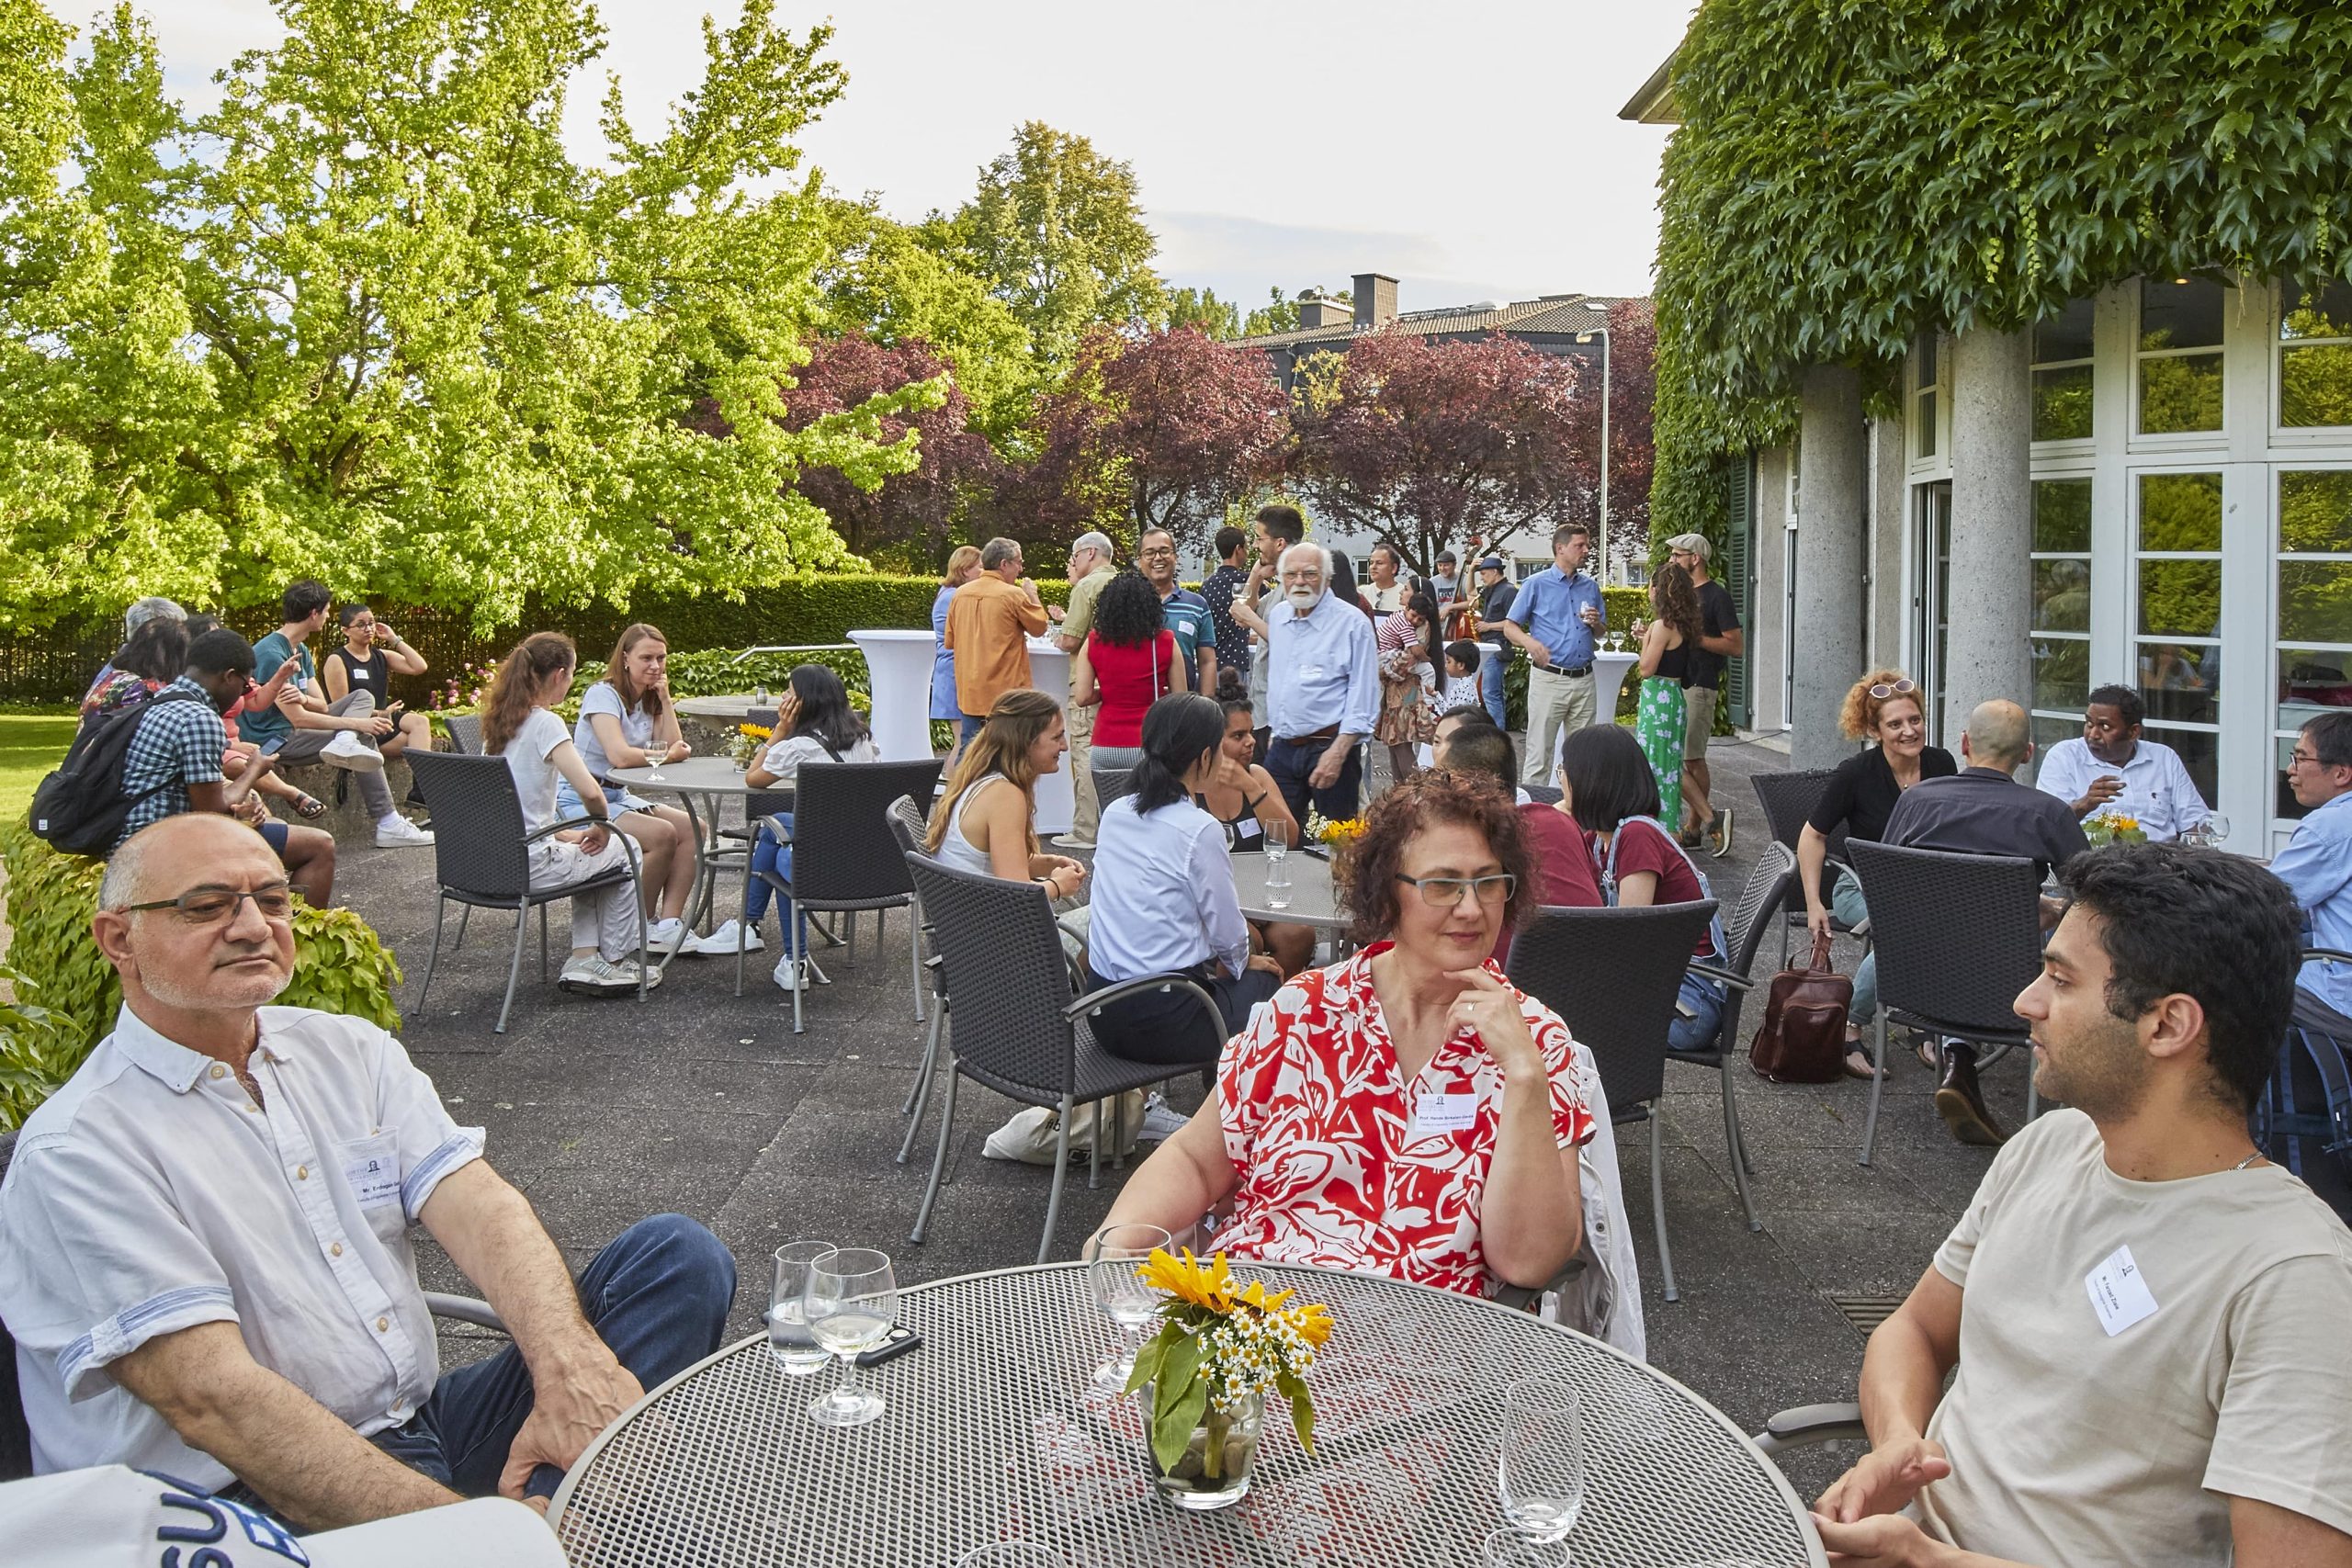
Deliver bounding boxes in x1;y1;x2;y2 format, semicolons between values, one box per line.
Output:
1087;1223;1171;1393
766;1241;833;1378
805;1247;898;1427
1497;1377;1586;1547
2199;811;2231;848
1483;1529;1571;1567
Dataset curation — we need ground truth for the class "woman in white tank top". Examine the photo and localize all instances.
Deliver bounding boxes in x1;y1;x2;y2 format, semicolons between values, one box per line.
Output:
924;690;1089;902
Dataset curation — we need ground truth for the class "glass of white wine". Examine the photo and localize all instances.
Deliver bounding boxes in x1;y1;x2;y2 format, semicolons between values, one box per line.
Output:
805;1247;898;1427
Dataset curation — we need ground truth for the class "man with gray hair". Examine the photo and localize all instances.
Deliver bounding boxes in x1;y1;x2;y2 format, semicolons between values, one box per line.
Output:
1049;530;1119;847
1255;541;1379;822
944;536;1049;743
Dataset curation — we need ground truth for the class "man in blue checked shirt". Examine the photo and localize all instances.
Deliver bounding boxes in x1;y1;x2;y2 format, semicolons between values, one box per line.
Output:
1502;522;1606;786
1260;542;1380;823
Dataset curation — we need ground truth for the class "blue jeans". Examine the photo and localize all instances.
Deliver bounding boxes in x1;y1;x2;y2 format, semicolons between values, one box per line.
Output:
1479;647;1508;728
1264;736;1363;824
959;713;986;743
1668;969;1728;1054
1834;873;1878;1026
743;815;809;951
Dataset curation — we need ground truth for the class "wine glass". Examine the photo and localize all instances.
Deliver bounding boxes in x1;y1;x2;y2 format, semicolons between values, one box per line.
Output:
1263;820;1293;911
1087;1223;1171;1393
2198;811;2231;848
805;1247;898;1427
1497;1377;1586;1547
766;1241;834;1378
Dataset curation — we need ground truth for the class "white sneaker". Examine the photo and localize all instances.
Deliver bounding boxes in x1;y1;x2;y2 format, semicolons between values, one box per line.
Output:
1138;1091;1191;1142
643;917;687;954
559;954;659;994
322;729;384;772
688;919;762;954
1050;833;1095;852
374;815;435;849
771;953;808;994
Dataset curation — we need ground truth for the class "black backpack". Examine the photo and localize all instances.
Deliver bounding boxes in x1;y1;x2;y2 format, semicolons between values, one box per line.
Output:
27;689;206;856
2254;1021;2352;1226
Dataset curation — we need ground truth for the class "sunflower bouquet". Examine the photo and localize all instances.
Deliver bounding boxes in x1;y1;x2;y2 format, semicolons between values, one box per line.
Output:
1303;810;1365;849
729;722;773;769
1125;1248;1332;1499
2083;811;2146;847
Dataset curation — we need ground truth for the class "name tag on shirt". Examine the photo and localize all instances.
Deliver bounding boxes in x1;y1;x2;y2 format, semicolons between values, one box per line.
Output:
341;1134;401;1212
1234;817;1262;841
2084;1244;2159;1337
1411;1092;1478;1139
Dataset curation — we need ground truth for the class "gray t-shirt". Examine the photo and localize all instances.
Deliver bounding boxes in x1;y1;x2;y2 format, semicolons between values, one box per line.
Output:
571;682;653;781
503;707;573;833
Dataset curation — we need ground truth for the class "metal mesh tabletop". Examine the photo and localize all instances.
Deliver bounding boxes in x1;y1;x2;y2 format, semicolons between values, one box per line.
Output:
1230;854;1348;931
549;1263;1822;1568
607;757;767;797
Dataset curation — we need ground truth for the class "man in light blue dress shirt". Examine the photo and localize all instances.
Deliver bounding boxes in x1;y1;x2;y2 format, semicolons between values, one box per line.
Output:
2273;710;2352;1026
2033;685;2211;841
1262;542;1380;822
1501;522;1606;786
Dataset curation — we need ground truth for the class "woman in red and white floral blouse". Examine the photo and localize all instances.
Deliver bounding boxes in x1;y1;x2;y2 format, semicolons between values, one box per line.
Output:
1101;773;1595;1298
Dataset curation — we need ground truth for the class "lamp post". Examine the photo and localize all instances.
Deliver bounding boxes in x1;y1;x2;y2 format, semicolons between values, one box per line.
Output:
1577;326;1611;581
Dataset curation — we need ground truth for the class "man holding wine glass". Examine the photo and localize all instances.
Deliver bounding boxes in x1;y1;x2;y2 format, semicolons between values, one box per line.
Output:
2034;685;2214;842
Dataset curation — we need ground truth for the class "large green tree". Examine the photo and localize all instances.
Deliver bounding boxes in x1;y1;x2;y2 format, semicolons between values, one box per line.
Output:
2;0;933;631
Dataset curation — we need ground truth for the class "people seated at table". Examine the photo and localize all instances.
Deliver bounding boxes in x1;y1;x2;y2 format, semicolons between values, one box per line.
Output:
86;613;324;824
566;623;712;956
0;813;734;1527
923;688;1088;902
1432;717;1601;968
1809;843;2352;1568
1557;725;1728;1055
2032;683;2212;841
1798;669;1958;1079
1202;683;1315;977
323;604;434;764
1073;570;1186;778
931;545;982;772
1101;772;1598;1299
1086;694;1284;1066
740;664;880;989
484;632;659;996
1374;591;1441;785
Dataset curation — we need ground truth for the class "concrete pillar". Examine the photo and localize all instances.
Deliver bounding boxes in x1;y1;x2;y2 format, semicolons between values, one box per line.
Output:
1867;414;1906;670
1942;327;2033;748
1792;366;1867;770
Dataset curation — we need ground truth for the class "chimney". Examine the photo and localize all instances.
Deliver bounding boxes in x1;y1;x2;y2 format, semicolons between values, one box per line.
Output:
1296;297;1348;329
1353;273;1398;329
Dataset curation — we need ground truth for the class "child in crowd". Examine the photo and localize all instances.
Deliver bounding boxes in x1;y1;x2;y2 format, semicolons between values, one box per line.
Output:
1419;640;1487;770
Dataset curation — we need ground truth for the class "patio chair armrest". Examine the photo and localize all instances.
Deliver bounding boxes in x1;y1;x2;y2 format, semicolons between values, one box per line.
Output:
761;813;796;844
1066;972;1224;1026
2304;947;2352;965
521;814;611;844
1688;961;1752;992
1493;1254;1589;1312
1752;1401;1867;1456
424;1292;509;1334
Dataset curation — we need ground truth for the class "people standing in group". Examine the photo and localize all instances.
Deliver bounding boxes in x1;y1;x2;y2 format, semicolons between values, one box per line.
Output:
1203;683;1316;976
944;537;1051;745
1632;561;1702;829
1086;694;1285;1066
1136;527;1216;694
322;604;435;765
1798;670;1960;1079
1326;550;1374;624
2033;683;2211;841
566;624;716;957
1501;524;1606;789
1232;542;1380;824
741;664;881;992
1362;544;1410;615
1242;505;1309;757
930;545;982;772
1428;551;1463;635
1661;534;1743;854
1445;555;1518;729
1074;570;1184;777
1374;590;1441;785
238;580;434;850
924;689;1088;904
1048;531;1120;850
1197;525;1255;690
481;633;657;995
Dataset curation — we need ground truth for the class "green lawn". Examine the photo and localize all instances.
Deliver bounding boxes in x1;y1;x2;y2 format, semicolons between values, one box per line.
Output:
0;713;76;818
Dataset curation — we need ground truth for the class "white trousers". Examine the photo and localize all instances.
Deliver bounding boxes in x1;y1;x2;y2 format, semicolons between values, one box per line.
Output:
527;835;642;960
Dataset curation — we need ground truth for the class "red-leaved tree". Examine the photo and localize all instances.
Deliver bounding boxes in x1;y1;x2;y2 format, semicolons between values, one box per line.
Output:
779;334;1000;564
1294;331;1596;573
1603;298;1657;579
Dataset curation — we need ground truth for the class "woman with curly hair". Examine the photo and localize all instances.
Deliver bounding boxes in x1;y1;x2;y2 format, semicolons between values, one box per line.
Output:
1073;569;1187;774
1633;562;1705;828
1099;770;1600;1300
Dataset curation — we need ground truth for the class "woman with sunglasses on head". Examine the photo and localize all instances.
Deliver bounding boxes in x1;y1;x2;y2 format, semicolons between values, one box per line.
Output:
1798;670;1958;1078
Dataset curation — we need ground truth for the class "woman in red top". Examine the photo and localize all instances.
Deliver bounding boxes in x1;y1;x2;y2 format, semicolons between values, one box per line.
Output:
1099;772;1596;1299
1072;570;1186;771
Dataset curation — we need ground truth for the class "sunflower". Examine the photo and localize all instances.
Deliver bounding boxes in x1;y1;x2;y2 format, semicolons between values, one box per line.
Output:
1137;1247;1237;1312
1282;1301;1335;1348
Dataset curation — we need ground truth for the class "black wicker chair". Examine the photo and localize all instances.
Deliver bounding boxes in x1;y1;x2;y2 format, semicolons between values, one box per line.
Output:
887;794;956;1163
1092;767;1138;814
1676;842;1803;1237
1844;840;2045;1165
1507;899;1722;1303
746;759;944;1032
0;1129;504;1483
1521;784;1565;807
406;750;648;1033
905;852;1222;1264
1753;768;1863;965
441;712;483;755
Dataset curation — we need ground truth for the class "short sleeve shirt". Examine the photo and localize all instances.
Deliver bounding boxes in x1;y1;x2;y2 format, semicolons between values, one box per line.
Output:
1159;587;1212;674
1808;745;1960;843
1216;942;1596;1298
116;680;227;847
1060;565;1117;644
502;706;573;833
237;633;311;748
571;682;653;780
1688;581;1738;690
1592;818;1713;958
1199;565;1253;673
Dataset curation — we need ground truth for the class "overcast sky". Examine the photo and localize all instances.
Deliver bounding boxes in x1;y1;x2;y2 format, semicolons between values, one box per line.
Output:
56;0;1693;314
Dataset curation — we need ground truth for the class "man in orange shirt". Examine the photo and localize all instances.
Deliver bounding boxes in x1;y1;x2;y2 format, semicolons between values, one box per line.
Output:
944;536;1050;742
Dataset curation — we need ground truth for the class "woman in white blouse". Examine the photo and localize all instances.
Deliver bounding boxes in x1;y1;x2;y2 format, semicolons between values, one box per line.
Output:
1087;694;1283;1066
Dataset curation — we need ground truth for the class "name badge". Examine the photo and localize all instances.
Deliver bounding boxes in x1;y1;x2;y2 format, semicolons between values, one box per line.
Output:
2084;1244;2159;1337
1411;1092;1478;1140
1234;818;1262;841
340;1133;402;1213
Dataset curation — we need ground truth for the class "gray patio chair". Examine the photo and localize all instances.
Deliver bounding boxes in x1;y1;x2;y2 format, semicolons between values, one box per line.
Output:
1750;1400;1869;1461
1753;768;1862;964
1506;898;1722;1303
887;794;955;1163
744;759;944;1032
904;851;1221;1264
1843;840;2045;1165
406;750;648;1033
1521;783;1565;806
441;711;482;755
0;1129;504;1483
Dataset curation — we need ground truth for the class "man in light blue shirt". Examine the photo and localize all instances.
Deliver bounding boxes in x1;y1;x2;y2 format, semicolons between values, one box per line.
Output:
2273;710;2352;1022
2034;685;2211;841
1262;542;1380;822
1502;522;1606;786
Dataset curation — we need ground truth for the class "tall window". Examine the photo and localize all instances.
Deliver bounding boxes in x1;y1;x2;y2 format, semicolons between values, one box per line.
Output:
2281;282;2352;429
1910;333;1939;459
2137;277;2225;435
2030;479;2092;758
2030;300;2095;442
2134;470;2223;803
2275;468;2352;821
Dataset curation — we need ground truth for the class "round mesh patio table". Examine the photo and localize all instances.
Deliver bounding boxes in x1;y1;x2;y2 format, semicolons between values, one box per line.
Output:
1230;852;1348;931
547;1262;1824;1568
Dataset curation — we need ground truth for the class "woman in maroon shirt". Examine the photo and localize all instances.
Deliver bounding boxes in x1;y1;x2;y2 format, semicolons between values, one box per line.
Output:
1074;570;1188;771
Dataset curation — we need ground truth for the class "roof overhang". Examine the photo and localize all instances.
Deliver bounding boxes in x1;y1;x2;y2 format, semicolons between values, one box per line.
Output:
1618;51;1679;125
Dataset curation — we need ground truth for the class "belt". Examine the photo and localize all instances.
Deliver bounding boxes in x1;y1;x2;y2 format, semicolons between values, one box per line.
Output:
1276;726;1340;744
1550;664;1593;680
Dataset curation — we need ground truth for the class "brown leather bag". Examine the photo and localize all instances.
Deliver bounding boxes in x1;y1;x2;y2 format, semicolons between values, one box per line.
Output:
1750;930;1853;1084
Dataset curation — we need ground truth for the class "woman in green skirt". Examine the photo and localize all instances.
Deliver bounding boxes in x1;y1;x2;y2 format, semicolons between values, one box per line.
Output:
1634;562;1703;829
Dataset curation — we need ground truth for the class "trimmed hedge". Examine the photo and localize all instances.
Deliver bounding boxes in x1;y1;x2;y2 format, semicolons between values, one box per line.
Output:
0;823;403;1130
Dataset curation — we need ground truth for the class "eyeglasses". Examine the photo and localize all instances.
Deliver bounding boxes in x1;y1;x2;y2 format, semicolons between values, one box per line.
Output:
1869;678;1918;700
2290;749;2324;768
1138;547;1176;559
117;881;297;924
1395;873;1517;908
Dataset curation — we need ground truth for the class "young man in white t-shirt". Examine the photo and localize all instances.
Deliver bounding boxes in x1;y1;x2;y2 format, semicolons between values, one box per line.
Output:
1814;842;2352;1568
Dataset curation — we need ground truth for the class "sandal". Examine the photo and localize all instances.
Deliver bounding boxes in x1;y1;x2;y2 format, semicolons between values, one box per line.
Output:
292;793;327;820
1843;1049;1878;1081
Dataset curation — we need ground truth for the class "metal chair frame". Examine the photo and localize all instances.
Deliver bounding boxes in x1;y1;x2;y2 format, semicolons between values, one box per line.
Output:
1753;770;1864;966
1678;842;1806;1237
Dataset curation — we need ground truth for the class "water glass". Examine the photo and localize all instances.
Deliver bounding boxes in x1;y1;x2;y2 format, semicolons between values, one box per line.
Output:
1263;823;1293;910
766;1241;835;1377
806;1247;899;1427
1087;1223;1171;1393
1482;1529;1571;1567
1497;1377;1587;1545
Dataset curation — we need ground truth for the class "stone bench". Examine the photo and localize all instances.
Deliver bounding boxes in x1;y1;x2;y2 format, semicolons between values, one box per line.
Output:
264;753;423;844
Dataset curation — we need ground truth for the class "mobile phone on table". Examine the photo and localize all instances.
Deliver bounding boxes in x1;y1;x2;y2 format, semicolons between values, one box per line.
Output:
855;1326;922;1368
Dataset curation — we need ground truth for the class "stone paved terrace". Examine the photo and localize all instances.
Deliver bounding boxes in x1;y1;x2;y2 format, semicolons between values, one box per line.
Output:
330;733;2030;1503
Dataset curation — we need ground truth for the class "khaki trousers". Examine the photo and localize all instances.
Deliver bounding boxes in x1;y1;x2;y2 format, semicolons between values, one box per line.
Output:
1522;664;1596;786
1065;696;1100;841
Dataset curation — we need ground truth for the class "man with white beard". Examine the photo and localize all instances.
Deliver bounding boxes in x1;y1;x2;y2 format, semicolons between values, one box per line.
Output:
1259;542;1380;824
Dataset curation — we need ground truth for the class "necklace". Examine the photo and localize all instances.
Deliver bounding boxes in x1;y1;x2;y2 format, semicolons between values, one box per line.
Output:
2232;1149;2265;1171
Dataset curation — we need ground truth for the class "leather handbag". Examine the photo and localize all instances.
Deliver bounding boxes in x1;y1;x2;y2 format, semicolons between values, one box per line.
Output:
1750;930;1852;1084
